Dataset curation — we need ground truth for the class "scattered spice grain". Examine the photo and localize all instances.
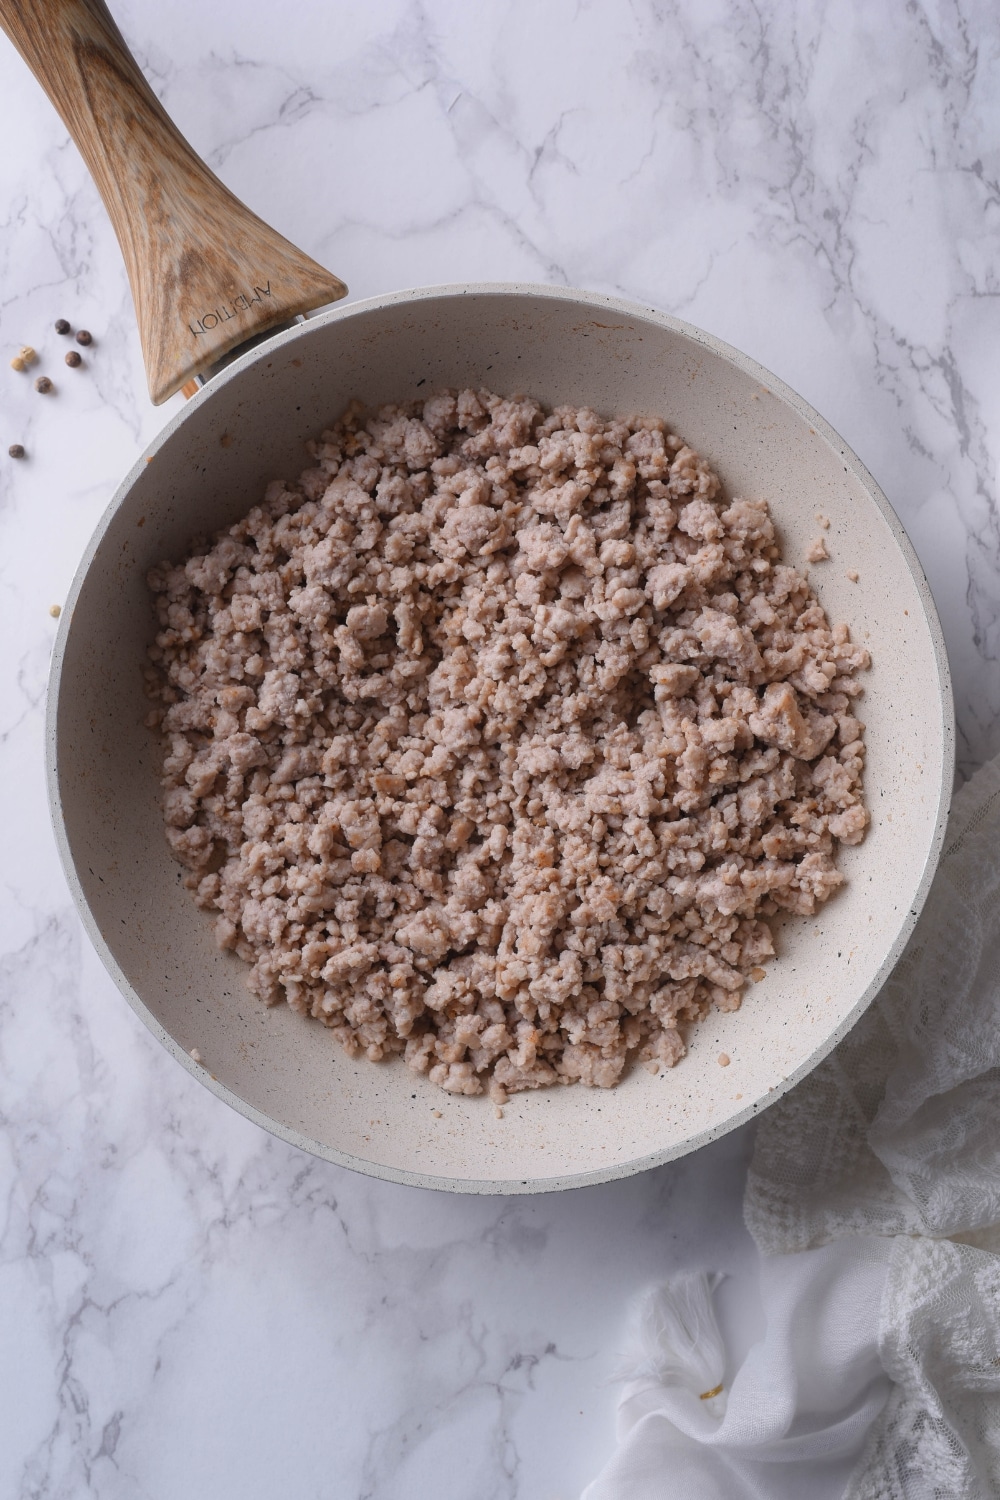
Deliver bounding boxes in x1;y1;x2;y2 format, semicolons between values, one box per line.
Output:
65;350;82;368
49;604;61;618
34;376;53;394
75;329;93;346
8;443;24;459
55;319;71;335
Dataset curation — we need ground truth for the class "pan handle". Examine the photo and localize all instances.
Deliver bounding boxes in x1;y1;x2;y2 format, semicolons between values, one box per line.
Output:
0;0;347;404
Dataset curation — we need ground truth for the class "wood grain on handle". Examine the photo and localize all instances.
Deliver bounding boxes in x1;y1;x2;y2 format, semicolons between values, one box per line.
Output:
0;0;347;403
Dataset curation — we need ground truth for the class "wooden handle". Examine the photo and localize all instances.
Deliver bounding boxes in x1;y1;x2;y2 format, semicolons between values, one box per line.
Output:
0;0;347;403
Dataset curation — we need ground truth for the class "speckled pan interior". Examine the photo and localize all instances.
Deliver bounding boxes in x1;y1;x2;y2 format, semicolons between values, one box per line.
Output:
47;285;954;1193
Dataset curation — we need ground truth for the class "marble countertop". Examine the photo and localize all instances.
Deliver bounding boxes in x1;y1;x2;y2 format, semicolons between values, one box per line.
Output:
1;2;996;1495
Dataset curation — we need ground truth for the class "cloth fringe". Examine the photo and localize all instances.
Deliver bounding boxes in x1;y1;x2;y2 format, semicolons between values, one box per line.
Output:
615;1272;727;1408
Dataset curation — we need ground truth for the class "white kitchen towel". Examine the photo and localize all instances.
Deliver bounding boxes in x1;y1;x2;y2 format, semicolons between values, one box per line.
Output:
584;1240;892;1500
584;753;1000;1500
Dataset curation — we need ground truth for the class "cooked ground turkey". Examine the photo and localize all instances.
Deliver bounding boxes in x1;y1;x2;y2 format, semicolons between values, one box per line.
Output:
145;391;869;1101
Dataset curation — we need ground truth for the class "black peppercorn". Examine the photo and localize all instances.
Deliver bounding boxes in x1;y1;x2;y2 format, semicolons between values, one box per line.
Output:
34;376;52;393
55;318;71;334
65;350;82;367
8;443;25;458
75;329;93;346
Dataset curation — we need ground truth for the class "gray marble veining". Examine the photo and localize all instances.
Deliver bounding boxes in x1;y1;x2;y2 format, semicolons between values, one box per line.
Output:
0;2;996;1495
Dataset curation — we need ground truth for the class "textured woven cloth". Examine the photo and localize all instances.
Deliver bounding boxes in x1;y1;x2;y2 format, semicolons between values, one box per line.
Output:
584;754;1000;1499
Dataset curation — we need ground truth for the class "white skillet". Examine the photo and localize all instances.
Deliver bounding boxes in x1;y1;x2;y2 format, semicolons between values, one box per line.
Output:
3;1;953;1192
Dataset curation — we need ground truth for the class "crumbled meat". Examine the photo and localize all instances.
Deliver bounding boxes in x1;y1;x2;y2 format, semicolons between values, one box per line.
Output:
807;537;830;563
146;391;870;1097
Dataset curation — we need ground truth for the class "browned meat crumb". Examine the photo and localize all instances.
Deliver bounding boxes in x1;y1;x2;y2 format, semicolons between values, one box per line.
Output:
145;390;870;1098
814;513;830;530
807;537;830;563
847;570;859;583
